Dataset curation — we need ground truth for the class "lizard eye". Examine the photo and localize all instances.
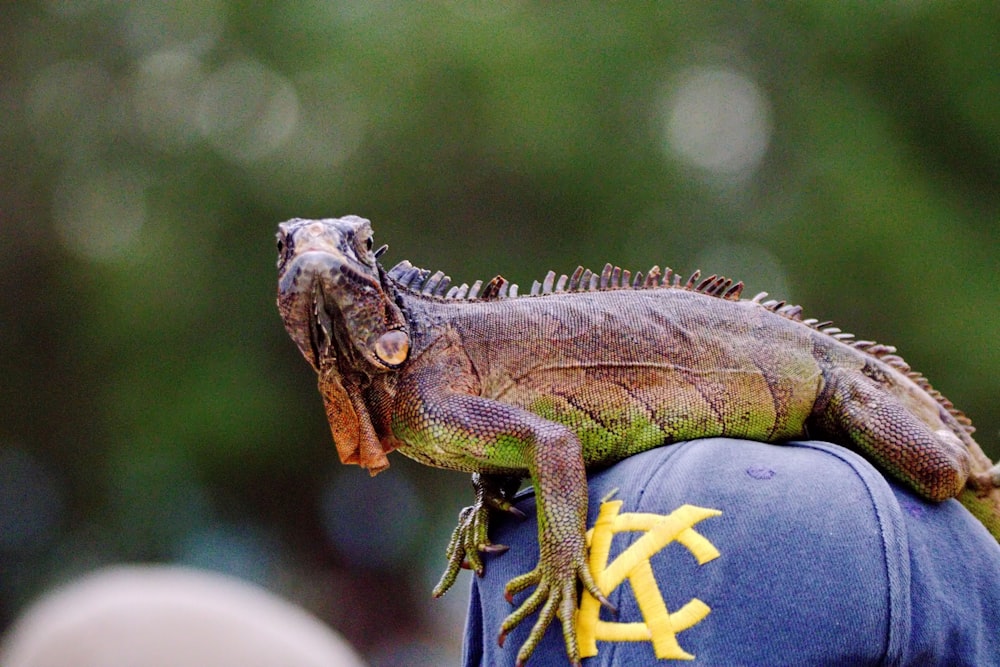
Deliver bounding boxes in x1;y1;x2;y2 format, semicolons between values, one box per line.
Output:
355;231;376;263
275;232;292;267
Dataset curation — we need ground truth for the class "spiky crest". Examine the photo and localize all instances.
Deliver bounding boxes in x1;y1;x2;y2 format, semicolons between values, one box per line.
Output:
386;260;746;303
384;259;971;433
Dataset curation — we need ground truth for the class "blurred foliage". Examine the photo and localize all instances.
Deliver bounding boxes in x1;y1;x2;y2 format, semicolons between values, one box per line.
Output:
1;2;998;663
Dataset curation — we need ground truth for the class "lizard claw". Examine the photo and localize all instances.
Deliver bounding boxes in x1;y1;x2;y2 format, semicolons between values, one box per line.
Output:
481;474;527;519
505;504;527;520
481;543;510;554
458;543;509;571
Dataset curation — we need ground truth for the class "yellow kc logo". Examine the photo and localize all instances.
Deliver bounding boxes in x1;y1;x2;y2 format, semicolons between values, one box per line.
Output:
577;501;722;660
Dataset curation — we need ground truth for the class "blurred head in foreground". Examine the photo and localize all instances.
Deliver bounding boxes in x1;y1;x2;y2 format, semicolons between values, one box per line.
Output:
1;565;365;667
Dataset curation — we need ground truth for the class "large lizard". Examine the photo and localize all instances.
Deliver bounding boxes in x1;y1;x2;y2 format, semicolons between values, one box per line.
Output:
275;215;1000;666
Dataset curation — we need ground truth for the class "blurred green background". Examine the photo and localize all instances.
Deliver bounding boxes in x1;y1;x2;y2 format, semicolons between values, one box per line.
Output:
1;2;998;664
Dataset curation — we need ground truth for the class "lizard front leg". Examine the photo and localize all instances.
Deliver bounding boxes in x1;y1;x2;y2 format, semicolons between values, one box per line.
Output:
496;421;613;667
392;391;611;666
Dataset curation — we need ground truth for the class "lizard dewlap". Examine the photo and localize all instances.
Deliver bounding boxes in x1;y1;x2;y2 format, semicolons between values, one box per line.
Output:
275;215;1000;667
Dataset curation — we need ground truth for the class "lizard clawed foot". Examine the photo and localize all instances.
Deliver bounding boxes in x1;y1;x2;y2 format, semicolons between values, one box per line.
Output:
434;503;491;596
433;473;524;597
497;551;611;666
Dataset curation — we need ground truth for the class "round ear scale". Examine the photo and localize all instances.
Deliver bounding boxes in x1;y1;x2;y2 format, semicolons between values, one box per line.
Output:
374;330;410;368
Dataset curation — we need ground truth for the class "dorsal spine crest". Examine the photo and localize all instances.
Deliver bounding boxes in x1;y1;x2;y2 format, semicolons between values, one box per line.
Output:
386;260;747;303
386;260;750;303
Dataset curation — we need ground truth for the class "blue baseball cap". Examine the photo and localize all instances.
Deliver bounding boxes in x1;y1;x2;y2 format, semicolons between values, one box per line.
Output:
464;438;1000;666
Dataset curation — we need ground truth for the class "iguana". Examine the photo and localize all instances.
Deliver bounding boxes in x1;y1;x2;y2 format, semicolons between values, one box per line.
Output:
275;215;1000;666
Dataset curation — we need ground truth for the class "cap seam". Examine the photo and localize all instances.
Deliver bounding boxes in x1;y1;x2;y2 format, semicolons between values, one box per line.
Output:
788;440;912;666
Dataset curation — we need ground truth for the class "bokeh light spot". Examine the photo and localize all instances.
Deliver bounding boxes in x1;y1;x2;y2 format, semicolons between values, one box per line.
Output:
280;70;368;174
662;67;772;176
122;0;224;55
132;49;205;152
196;59;300;163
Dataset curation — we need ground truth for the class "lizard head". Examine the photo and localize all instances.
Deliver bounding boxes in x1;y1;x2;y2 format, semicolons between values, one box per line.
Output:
276;216;410;375
276;216;408;474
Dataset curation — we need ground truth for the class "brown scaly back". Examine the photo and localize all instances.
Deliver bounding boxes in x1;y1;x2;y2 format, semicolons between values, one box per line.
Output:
386;259;972;434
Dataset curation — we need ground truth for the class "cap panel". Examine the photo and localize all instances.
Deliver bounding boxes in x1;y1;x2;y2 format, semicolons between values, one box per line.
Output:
579;439;898;666
463;438;1000;666
892;483;1000;666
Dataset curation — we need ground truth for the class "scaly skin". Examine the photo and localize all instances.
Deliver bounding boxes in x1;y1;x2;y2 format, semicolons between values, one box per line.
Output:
276;216;1000;666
